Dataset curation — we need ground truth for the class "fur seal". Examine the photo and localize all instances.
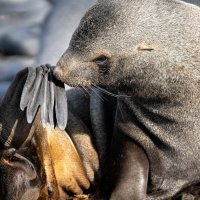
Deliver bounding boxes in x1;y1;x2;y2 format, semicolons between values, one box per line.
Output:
0;67;99;199
0;121;95;200
55;0;200;199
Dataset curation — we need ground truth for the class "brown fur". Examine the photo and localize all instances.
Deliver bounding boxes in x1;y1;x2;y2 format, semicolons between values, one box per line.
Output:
0;110;97;200
33;112;91;199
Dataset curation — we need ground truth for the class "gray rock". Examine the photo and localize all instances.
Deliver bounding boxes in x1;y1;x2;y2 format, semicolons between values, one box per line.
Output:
0;28;40;57
0;0;50;57
182;0;200;6
0;57;34;82
0;0;50;15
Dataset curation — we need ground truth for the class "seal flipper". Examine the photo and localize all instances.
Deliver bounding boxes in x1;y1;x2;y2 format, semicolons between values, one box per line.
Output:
26;67;44;124
54;77;68;130
20;67;37;111
20;65;67;130
40;66;50;128
48;67;55;130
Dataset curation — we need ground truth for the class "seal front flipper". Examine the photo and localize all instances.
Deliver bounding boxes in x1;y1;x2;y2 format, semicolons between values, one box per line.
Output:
47;67;55;130
22;65;52;127
20;67;37;112
20;65;67;130
54;76;68;130
20;65;50;127
40;65;51;128
26;66;44;124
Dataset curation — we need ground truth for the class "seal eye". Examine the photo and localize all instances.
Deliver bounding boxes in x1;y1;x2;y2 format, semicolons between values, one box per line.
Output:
95;56;108;66
94;55;109;74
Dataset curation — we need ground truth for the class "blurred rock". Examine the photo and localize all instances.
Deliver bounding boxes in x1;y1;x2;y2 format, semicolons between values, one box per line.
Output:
0;56;34;81
37;0;96;65
0;28;40;56
0;0;50;99
0;0;50;15
182;0;200;6
0;0;50;57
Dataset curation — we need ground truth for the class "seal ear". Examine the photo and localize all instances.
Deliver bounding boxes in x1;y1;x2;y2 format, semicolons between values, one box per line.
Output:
0;149;39;200
9;153;37;180
0;148;16;160
0;149;37;180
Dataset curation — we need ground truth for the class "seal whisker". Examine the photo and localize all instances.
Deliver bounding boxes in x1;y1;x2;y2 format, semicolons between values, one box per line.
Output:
81;86;90;96
118;101;125;122
90;87;104;102
75;87;88;97
94;85;131;98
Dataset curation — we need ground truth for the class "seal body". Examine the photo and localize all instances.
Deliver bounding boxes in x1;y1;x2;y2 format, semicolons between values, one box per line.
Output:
55;0;200;199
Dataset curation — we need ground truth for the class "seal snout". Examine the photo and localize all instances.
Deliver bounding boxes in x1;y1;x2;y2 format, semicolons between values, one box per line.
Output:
53;66;64;81
55;53;74;82
54;58;67;82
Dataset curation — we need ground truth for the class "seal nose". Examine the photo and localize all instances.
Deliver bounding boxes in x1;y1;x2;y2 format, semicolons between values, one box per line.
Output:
53;65;63;81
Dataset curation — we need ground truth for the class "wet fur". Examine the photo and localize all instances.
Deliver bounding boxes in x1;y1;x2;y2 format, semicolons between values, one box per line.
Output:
55;0;200;199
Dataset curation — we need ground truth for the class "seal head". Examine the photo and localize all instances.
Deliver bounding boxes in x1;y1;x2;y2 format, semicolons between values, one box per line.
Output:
55;0;200;100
